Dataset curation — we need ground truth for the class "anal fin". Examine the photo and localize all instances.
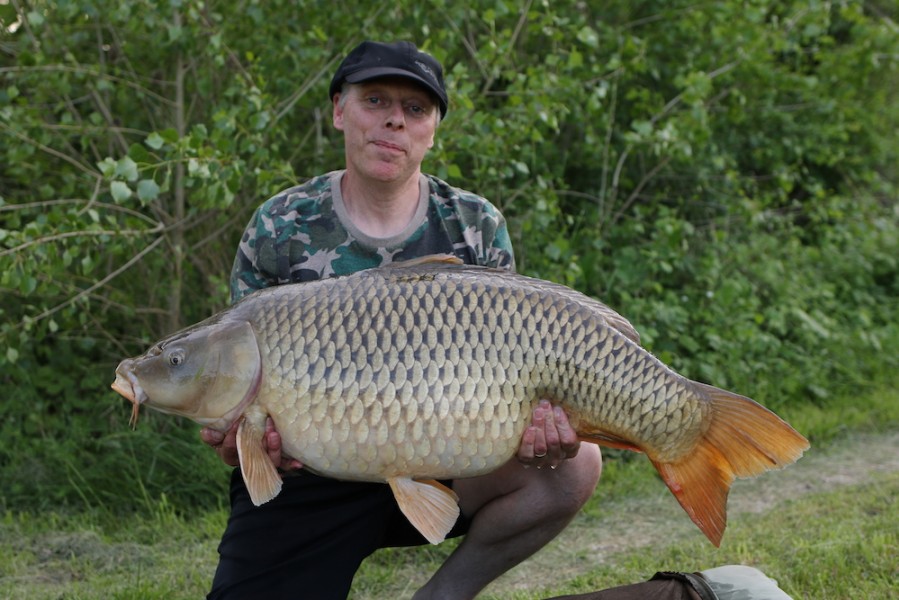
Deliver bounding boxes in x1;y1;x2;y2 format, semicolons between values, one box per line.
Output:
387;477;460;545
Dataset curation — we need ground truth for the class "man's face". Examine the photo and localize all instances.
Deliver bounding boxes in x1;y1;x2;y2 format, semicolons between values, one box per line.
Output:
333;78;439;184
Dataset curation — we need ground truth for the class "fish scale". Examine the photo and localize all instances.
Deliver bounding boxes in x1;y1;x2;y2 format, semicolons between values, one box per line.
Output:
112;255;808;546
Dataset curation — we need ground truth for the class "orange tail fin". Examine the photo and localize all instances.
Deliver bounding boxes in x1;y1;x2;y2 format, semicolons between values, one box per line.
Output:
651;383;809;547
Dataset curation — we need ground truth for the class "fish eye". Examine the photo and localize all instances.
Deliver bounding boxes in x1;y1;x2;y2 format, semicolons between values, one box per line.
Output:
167;350;185;367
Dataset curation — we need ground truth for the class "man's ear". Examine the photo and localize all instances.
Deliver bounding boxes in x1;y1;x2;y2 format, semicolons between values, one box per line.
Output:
333;95;344;131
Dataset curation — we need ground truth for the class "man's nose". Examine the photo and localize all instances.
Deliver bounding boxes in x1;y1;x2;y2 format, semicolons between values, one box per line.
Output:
385;104;405;129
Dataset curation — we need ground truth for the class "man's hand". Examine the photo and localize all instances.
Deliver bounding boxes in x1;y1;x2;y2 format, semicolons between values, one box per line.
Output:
517;400;580;469
200;418;303;472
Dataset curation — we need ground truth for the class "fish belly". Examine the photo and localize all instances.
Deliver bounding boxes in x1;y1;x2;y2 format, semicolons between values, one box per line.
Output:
265;386;530;482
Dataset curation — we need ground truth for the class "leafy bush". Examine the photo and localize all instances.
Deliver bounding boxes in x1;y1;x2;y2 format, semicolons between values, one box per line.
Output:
1;0;897;511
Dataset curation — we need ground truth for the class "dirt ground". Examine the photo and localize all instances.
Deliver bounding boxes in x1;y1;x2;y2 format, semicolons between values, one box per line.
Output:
485;429;899;595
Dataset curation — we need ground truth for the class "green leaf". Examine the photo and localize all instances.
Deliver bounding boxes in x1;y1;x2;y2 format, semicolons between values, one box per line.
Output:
188;158;210;179
146;132;165;150
98;157;117;178
26;11;44;26
159;128;179;144
191;123;209;140
576;26;599;49
0;3;17;26
137;179;160;202
81;254;94;274
19;275;37;295
128;143;151;163
632;120;653;138
110;181;132;203
115;156;139;182
167;24;183;43
568;49;583;69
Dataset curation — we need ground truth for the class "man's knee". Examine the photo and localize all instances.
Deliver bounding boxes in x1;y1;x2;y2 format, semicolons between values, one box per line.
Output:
553;444;602;514
574;444;602;497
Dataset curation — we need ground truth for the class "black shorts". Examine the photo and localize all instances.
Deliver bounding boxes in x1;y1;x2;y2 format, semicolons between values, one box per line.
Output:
207;469;471;600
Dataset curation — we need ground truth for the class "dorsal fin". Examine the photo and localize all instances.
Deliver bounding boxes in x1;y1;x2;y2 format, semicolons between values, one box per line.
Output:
385;254;464;268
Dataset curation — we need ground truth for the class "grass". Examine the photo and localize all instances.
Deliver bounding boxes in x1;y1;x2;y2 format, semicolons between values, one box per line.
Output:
546;473;899;600
2;466;894;599
349;432;899;600
1;385;897;599
0;505;225;600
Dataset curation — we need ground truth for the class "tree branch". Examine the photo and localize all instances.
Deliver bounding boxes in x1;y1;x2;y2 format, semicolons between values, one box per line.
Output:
612;156;672;226
480;0;534;95
0;225;164;259
0;122;100;178
0;65;176;105
20;235;166;327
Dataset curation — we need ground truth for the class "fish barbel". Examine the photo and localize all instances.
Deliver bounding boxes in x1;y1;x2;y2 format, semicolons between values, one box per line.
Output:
111;255;808;545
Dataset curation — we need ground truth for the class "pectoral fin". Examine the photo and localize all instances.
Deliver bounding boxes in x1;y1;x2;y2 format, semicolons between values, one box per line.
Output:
387;477;460;545
236;409;283;506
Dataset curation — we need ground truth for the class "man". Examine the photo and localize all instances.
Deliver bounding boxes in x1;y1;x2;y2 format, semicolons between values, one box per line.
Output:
201;40;602;600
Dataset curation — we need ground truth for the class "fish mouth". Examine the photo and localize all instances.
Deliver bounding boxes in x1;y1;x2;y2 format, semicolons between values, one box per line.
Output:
111;361;147;428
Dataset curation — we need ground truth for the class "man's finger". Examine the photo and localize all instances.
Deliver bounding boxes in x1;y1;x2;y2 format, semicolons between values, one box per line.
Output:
531;402;549;458
542;403;561;457
200;426;225;447
263;417;303;471
265;430;282;464
517;425;538;463
553;405;581;458
214;421;241;467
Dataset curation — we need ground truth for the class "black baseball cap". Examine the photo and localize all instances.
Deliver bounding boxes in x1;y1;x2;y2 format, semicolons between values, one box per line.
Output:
329;41;448;117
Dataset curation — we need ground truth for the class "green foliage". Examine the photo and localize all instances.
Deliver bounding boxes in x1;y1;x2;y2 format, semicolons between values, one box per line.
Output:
1;0;898;514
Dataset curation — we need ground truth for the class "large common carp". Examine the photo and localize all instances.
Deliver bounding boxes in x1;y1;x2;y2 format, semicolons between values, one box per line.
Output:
111;255;808;546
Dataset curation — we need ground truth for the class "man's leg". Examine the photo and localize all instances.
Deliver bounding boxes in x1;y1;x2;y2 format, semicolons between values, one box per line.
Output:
412;444;602;600
208;470;402;600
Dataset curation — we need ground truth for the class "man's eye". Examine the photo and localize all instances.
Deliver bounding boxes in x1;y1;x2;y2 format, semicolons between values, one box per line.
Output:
365;96;382;105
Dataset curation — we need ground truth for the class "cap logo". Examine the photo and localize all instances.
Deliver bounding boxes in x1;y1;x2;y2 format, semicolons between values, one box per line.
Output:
415;60;438;84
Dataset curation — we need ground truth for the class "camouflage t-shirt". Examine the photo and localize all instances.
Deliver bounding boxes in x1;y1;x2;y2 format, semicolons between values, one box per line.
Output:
230;170;515;302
